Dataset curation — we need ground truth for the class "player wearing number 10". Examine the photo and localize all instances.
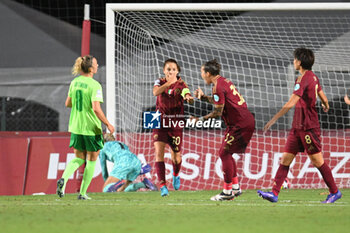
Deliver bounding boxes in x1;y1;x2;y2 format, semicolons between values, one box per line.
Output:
193;59;255;201
56;55;115;200
258;48;341;203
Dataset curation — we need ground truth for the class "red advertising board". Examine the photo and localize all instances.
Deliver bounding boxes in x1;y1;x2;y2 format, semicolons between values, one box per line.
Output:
0;137;28;195
130;132;350;191
0;131;349;195
23;137;104;195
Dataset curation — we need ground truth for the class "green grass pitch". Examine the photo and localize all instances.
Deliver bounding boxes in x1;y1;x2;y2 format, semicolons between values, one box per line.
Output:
1;189;349;233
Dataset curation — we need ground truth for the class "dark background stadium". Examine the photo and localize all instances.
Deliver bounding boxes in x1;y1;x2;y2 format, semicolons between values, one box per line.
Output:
1;0;349;131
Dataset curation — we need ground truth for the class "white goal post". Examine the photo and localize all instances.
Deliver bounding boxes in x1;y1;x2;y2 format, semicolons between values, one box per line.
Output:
106;3;350;191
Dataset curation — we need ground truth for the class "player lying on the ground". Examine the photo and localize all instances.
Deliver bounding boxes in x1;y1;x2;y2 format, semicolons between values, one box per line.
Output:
100;133;157;192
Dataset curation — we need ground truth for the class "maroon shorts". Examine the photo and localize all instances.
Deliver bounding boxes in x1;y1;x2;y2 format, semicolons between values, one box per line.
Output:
153;128;183;153
284;128;322;155
219;124;255;155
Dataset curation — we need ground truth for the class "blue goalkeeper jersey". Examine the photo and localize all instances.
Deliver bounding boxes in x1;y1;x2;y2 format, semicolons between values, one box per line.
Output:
99;141;141;181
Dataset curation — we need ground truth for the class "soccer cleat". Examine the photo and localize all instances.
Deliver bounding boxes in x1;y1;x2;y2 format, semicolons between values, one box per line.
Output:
172;175;180;190
77;194;91;200
322;190;342;203
210;192;234;201
107;180;125;192
160;186;169;197
232;187;242;197
142;178;158;191
257;190;278;203
56;178;65;198
140;164;152;175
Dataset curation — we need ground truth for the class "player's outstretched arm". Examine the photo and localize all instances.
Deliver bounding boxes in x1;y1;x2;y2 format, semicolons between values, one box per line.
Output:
194;87;214;103
318;90;329;112
194;87;213;103
344;95;350;105
201;95;214;103
184;93;194;104
264;94;300;132
181;86;194;104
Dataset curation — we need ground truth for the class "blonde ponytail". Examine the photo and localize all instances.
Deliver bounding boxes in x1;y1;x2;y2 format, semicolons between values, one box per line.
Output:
72;57;83;76
71;55;94;76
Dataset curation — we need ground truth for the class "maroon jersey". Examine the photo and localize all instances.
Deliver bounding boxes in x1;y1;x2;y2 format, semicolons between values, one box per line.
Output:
292;70;322;130
213;76;255;128
154;77;189;128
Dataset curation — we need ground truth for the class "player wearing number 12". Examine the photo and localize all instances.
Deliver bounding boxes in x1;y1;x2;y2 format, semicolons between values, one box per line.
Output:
56;55;115;200
193;59;255;201
258;48;341;203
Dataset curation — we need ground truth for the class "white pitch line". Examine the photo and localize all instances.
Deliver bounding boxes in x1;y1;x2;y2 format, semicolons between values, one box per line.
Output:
17;201;349;207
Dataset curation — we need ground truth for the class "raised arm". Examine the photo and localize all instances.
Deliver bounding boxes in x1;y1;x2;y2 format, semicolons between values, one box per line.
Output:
153;78;177;96
181;84;194;104
194;87;214;103
153;82;171;96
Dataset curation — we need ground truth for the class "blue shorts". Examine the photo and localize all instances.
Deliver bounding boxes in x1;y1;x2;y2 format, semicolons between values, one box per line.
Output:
109;151;142;181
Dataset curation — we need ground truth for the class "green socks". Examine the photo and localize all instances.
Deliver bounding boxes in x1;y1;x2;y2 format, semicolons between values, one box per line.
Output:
80;160;97;196
124;182;146;192
61;157;85;193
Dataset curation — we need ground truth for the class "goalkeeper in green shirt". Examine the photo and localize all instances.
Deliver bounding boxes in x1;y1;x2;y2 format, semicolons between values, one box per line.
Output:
56;55;114;200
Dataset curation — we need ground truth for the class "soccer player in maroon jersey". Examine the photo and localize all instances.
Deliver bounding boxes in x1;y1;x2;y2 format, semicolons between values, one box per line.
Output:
153;59;194;196
193;59;255;201
258;48;342;203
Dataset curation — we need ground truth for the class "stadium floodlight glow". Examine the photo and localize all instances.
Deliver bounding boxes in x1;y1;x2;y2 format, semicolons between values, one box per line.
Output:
106;3;350;190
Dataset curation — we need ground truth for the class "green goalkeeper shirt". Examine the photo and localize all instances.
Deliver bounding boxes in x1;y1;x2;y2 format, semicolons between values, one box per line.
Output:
68;75;103;136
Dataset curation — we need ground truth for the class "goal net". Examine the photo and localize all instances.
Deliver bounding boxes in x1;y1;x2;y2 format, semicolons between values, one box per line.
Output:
106;3;350;191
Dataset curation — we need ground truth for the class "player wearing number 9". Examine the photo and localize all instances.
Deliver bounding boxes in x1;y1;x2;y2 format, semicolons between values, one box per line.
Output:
193;59;255;201
258;48;341;204
56;55;115;200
